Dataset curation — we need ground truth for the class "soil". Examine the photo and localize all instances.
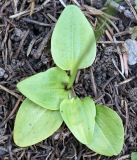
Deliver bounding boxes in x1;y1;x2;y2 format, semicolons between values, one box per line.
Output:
0;0;137;159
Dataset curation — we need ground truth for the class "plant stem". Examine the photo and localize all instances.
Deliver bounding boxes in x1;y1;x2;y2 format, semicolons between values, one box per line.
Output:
67;29;95;89
67;68;78;89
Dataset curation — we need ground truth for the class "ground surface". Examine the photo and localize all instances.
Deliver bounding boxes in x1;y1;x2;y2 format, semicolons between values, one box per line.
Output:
0;0;137;159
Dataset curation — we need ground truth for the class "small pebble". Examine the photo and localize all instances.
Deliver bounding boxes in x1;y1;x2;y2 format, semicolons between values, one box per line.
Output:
4;73;8;79
0;68;5;78
125;39;137;65
53;133;60;140
11;28;24;42
0;147;7;156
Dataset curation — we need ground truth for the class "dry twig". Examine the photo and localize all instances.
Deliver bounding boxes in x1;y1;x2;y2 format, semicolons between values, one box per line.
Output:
90;68;97;98
30;0;35;16
0;96;23;127
58;0;66;7
15;29;30;58
10;0;51;19
0;84;20;98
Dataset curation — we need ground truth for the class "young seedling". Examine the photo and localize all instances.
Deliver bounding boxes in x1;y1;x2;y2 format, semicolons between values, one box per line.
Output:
14;5;124;157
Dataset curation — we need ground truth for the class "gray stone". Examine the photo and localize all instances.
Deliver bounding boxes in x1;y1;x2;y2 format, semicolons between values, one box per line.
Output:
125;39;137;65
0;67;5;78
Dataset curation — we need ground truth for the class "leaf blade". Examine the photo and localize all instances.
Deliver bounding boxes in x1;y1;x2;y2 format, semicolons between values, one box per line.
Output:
60;97;96;145
87;104;124;156
51;5;96;70
17;67;70;110
14;99;63;147
131;152;137;160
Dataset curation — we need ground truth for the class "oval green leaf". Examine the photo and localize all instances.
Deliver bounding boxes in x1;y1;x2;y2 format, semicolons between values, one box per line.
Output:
51;5;96;71
60;97;96;145
14;99;63;147
87;104;124;156
131;152;137;160
17;67;70;110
